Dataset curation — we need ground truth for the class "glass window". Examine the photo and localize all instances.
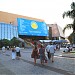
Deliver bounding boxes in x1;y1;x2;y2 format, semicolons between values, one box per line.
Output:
0;23;18;40
0;24;1;39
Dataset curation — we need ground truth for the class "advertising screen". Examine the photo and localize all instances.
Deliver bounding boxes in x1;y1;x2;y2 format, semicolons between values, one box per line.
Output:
17;18;48;36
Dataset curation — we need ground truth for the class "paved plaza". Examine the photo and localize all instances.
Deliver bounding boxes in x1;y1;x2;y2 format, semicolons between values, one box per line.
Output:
0;48;75;75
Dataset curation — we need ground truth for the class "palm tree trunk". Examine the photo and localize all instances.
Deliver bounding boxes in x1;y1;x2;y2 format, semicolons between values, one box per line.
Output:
73;31;75;44
72;19;75;44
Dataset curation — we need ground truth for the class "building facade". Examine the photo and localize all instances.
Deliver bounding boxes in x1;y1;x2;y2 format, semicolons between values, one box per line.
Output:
47;24;65;40
0;22;18;40
0;11;64;40
0;11;48;40
0;11;44;25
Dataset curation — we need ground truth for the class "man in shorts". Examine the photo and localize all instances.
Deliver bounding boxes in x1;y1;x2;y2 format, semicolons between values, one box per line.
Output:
15;46;21;59
49;43;55;63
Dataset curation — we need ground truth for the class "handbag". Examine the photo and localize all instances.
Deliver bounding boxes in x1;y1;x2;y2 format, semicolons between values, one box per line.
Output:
31;50;34;58
31;54;34;58
44;56;48;63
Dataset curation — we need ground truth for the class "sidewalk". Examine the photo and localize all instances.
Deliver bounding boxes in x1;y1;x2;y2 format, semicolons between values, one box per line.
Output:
0;50;63;75
0;48;75;75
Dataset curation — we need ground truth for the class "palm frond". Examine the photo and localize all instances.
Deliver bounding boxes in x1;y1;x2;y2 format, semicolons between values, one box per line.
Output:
71;2;75;10
62;12;66;18
62;11;71;18
63;24;73;33
62;2;75;34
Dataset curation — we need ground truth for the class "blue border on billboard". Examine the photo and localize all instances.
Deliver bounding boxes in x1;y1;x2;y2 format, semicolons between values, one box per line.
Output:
17;18;48;36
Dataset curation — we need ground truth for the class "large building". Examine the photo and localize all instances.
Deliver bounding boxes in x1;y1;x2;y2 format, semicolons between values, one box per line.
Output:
0;11;44;24
47;24;65;40
0;22;18;40
0;11;65;40
0;11;48;40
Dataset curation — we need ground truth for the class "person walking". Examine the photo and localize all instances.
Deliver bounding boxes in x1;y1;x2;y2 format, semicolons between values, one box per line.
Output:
39;44;45;65
2;46;6;53
11;46;16;60
15;46;21;59
31;46;39;65
49;43;55;63
45;43;51;60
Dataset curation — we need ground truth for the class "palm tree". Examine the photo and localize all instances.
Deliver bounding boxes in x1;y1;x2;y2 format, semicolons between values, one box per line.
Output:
62;2;75;44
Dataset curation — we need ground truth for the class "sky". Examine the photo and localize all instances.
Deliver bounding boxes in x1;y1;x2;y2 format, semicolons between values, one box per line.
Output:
0;0;75;37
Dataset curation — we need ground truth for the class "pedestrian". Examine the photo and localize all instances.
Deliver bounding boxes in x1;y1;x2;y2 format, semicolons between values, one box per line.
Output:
49;43;55;63
2;46;6;53
7;46;9;50
15;46;21;59
45;43;51;60
39;44;45;65
31;46;39;65
11;46;16;60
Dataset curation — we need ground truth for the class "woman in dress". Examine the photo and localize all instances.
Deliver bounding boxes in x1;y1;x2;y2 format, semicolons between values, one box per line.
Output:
39;44;45;65
12;46;16;60
31;46;39;65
